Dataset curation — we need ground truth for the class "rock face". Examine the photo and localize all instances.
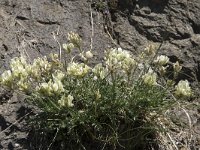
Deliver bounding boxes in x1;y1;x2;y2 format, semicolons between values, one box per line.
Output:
0;0;199;149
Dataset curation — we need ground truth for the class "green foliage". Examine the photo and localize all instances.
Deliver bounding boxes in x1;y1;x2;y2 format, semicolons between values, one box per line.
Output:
0;32;192;149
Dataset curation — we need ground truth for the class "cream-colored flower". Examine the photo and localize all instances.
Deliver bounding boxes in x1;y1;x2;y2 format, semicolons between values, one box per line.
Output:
95;89;101;101
50;53;59;61
37;78;64;95
105;48;136;72
67;32;82;47
175;80;192;97
58;94;74;107
92;63;107;79
12;65;28;78
25;64;33;74
142;69;157;86
17;79;29;91
10;56;28;78
144;44;158;56
67;62;90;77
32;56;51;72
154;55;169;66
37;82;52;95
85;51;93;59
0;70;12;85
53;70;65;81
67;95;74;107
63;43;75;53
79;52;87;61
10;56;27;69
51;80;64;93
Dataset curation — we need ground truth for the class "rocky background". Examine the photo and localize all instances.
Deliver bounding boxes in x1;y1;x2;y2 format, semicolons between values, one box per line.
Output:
0;0;199;149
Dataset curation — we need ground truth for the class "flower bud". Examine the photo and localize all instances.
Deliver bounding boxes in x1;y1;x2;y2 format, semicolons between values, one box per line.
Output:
173;61;182;73
85;51;93;59
159;66;168;76
95;89;101;101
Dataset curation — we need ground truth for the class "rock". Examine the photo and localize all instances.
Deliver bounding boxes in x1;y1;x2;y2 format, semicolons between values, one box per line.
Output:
0;0;200;149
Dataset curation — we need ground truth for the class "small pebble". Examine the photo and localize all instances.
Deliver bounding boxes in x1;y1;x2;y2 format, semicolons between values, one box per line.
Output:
14;143;20;147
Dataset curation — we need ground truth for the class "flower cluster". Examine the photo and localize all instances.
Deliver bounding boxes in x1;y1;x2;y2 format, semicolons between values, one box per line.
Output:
0;55;55;92
63;43;75;54
67;32;82;47
105;48;136;73
142;68;157;86
0;56;29;90
67;62;90;77
10;56;28;78
37;80;64;95
154;55;169;66
144;43;158;56
36;70;65;95
175;80;192;97
92;63;107;79
0;70;13;86
30;57;52;78
58;94;74;107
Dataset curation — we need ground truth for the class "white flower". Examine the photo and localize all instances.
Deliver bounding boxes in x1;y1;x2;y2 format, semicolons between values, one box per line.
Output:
53;70;65;81
154;55;169;66
67;62;90;77
17;79;29;91
12;65;28;78
142;69;157;86
32;56;51;72
67;32;82;47
58;94;74;107
0;70;12;85
10;56;28;78
144;44;158;55
37;82;52;95
51;80;64;93
105;48;136;72
63;43;74;53
37;79;64;95
50;53;59;61
10;56;27;69
92;63;107;79
85;51;93;59
175;80;192;97
67;95;74;107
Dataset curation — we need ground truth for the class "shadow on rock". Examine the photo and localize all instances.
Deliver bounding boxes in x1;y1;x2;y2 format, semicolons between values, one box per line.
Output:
0;115;8;131
137;0;169;13
16;106;33;120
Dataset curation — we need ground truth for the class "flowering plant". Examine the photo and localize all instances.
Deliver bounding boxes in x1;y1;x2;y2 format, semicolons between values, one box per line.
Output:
0;33;193;149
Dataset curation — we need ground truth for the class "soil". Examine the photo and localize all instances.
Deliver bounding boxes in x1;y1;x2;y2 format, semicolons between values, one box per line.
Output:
0;0;200;149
